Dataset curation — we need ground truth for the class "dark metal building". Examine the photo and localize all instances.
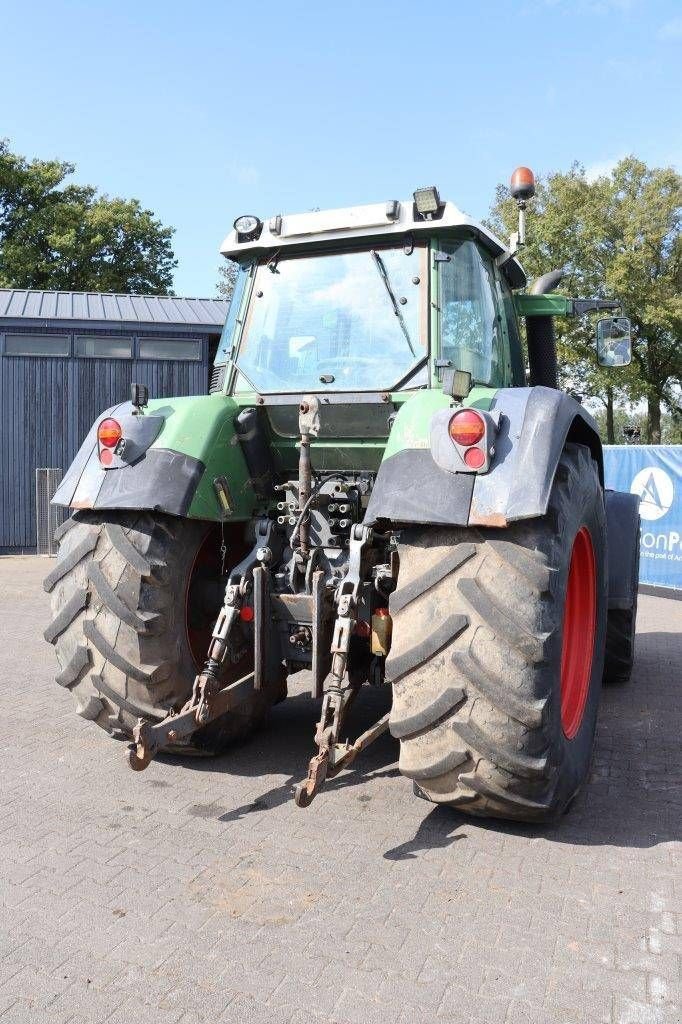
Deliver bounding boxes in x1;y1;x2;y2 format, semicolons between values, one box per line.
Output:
0;289;228;551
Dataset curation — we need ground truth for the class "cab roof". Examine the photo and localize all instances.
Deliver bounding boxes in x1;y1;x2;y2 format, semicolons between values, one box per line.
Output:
220;198;526;288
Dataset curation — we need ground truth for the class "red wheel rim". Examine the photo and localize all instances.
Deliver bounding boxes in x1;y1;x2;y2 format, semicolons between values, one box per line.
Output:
560;526;597;739
185;526;223;669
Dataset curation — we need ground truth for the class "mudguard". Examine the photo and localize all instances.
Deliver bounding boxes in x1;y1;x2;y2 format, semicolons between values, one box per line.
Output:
52;395;258;521
364;386;604;528
605;490;640;609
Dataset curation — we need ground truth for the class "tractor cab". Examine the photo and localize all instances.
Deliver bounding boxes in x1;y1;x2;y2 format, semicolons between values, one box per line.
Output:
215;190;527;404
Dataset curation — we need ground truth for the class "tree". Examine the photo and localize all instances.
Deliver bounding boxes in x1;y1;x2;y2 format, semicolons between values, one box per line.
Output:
487;158;681;442
217;258;239;300
0;139;176;294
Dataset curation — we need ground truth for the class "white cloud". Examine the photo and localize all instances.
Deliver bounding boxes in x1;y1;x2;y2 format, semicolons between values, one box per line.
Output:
658;15;682;39
584;157;623;182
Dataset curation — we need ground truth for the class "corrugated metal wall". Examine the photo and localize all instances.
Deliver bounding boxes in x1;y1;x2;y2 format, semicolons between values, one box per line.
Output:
0;332;210;550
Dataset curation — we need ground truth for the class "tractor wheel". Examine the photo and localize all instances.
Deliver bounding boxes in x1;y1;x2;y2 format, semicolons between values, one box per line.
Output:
603;530;639;684
386;443;607;822
44;511;285;751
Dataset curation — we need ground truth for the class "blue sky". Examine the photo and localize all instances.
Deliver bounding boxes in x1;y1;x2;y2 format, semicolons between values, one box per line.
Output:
2;0;680;296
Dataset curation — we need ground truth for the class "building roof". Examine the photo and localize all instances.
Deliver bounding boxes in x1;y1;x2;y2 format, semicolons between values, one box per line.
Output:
0;289;228;330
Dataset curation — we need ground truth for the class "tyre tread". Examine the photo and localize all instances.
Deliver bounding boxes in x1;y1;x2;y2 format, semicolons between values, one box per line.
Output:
387;443;606;822
386;614;468;685
43;532;98;593
43;587;89;643
47;511;284;753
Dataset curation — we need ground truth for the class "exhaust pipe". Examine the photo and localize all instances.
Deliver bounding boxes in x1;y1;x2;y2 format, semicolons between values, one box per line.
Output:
526;269;564;389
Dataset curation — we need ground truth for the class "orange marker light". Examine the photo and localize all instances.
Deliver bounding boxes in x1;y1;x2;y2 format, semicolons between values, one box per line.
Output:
97;418;122;449
371;608;393;656
449;410;485;447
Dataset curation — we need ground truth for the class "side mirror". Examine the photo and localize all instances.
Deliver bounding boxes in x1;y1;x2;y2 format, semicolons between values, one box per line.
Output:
597;317;632;367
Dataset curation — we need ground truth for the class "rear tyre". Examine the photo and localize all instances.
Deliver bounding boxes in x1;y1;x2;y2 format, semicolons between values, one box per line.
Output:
386;443;607;822
604;530;639;684
44;511;285;751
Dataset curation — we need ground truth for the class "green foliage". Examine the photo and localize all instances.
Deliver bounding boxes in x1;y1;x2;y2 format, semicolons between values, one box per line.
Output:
592;406;681;445
592;406;645;444
487;158;681;442
662;411;682;445
217;259;239;299
0;139;176;294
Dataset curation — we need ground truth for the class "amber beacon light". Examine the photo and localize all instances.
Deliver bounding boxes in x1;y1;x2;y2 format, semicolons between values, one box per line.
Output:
510;166;536;201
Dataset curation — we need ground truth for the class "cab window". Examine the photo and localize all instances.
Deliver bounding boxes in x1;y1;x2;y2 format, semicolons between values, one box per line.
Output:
438;240;506;387
496;274;525;385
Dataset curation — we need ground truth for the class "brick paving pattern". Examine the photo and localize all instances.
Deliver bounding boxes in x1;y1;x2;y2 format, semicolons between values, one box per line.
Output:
0;556;679;1024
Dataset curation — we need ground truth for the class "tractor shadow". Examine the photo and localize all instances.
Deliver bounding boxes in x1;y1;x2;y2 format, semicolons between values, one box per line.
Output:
163;674;399;820
166;628;680;852
384;629;682;856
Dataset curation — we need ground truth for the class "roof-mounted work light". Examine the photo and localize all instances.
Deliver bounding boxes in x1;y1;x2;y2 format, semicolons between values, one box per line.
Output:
233;214;263;241
412;186;444;221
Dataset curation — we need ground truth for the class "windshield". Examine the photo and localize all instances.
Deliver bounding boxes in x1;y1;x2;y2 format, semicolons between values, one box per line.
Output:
232;245;426;393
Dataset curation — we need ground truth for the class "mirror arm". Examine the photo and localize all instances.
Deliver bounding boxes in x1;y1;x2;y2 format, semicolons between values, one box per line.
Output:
571;298;621;316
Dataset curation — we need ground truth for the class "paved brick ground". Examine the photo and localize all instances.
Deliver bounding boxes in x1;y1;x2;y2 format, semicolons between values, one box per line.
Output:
0;556;680;1024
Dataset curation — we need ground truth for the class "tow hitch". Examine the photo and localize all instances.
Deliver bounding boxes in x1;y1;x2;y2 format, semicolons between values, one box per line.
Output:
293;695;389;807
126;404;394;807
126;518;276;772
294;523;389;807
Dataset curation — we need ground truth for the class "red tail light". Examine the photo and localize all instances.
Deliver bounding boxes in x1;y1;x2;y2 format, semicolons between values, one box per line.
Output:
464;447;486;469
449;410;485;447
98;418;122;448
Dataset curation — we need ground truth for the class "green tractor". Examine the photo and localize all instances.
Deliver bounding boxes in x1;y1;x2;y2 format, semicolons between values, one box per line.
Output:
45;169;640;821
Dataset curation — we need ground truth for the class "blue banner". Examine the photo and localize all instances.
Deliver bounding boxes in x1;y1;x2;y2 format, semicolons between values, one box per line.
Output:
603;445;682;591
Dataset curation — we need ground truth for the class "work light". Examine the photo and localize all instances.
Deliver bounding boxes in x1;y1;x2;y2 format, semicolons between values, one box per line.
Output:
233;215;263;240
131;382;148;412
412;186;442;219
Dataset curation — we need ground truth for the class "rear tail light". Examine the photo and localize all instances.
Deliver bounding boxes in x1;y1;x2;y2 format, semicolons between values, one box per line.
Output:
463;446;486;469
97;418;122;448
449;409;485;447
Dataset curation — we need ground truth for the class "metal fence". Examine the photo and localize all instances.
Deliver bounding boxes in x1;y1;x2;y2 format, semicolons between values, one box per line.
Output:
35;468;66;556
